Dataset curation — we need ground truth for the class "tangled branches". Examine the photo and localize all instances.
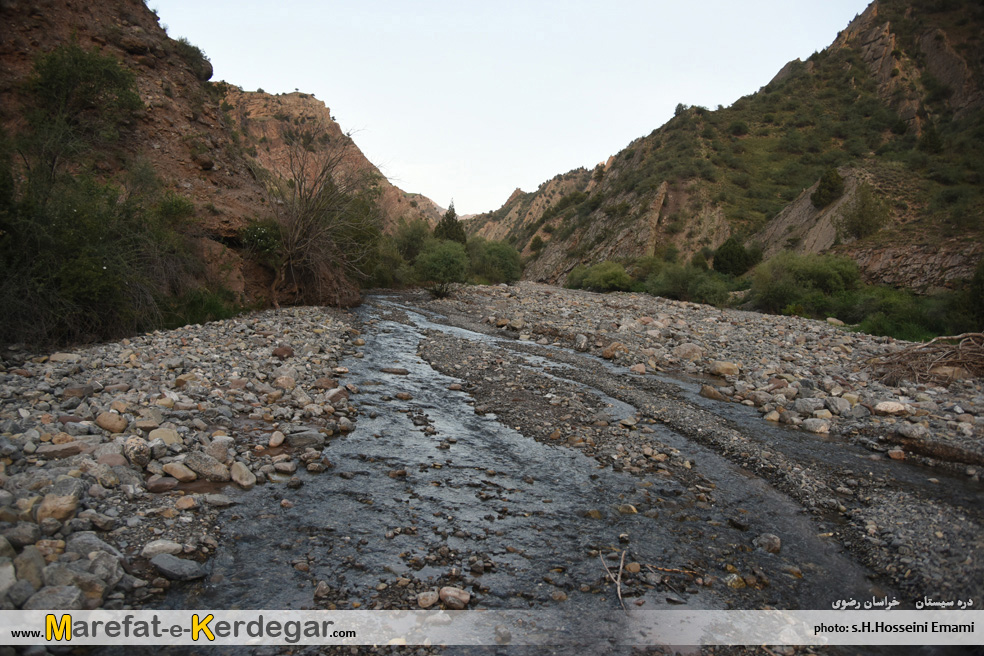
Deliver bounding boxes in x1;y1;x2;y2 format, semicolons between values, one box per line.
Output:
872;333;984;386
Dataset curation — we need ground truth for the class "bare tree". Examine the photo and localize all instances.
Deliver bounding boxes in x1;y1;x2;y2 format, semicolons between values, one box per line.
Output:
264;122;382;307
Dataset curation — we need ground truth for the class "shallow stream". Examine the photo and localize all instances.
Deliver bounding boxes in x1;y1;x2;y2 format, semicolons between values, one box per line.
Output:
162;298;903;627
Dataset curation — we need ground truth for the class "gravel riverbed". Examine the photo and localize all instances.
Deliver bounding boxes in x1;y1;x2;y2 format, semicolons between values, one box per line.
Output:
0;307;362;614
417;283;983;605
0;283;981;656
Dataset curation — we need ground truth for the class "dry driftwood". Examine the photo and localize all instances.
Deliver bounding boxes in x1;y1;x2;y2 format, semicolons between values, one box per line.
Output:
871;332;984;386
599;550;627;611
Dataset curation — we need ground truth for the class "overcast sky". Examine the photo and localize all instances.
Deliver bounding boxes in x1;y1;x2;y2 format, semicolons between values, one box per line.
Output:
152;0;872;215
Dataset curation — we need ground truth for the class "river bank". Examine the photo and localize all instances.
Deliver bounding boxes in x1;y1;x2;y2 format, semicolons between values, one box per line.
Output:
0;284;981;655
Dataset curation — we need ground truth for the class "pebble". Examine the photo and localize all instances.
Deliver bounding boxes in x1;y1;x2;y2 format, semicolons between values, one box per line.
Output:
439;586;471;609
150;554;206;581
95;412;128;434
0;306;358;611
752;533;781;554
141;539;183;558
417;590;439;608
162;462;197;482
874;401;907;416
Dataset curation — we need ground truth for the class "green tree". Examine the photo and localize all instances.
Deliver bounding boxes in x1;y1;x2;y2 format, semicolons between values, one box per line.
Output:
467;237;522;284
433;201;467;244
811;168;845;209
415;240;468;297
836;182;890;240
393;217;431;263
713;237;753;276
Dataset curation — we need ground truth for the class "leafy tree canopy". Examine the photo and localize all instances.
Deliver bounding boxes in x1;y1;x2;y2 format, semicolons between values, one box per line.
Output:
433;201;467;244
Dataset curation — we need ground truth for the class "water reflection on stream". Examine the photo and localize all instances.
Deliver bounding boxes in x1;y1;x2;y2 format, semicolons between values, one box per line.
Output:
161;298;910;653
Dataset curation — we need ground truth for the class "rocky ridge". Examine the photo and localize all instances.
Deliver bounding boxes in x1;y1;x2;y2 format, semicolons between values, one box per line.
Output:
466;0;984;292
222;88;445;234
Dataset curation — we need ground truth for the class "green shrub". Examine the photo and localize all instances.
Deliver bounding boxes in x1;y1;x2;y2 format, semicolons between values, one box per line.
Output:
242;218;282;262
836;182;890;240
713;236;757;275
24;41;142;188
28;41;142;136
582;261;633;292
565;265;588;289
173;37;212;81
467;238;522;284
393;217;432;263
0;173;210;345
0;48;230;346
529;235;544;252
162;288;242;328
414;240;468;297
626;256;665;282
811;168;845;208
368;236;413;288
646;265;730;306
748;252;860;314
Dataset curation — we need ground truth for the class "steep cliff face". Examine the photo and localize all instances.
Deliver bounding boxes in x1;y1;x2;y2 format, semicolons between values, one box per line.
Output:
1;0;263;299
468;0;984;291
0;0;441;307
222;88;443;234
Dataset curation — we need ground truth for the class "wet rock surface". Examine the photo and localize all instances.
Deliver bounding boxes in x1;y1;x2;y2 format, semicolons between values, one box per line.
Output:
414;284;983;606
2;286;981;655
0;307;361;611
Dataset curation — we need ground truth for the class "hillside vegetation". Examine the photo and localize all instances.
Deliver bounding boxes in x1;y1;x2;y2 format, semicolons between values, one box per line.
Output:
467;0;984;296
0;0;447;345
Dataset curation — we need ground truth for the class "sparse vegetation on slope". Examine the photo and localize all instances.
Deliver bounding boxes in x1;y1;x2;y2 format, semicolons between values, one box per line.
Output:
467;0;984;294
0;43;237;346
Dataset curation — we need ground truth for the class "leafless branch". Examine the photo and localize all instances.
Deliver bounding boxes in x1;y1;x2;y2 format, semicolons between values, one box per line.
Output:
870;333;984;385
264;120;382;307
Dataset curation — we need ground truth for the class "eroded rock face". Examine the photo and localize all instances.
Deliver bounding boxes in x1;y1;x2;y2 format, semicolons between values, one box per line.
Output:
850;242;983;292
917;28;984;118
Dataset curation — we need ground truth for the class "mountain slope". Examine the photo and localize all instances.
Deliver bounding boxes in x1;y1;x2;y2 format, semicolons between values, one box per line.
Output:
466;0;984;291
220;88;444;233
0;0;441;310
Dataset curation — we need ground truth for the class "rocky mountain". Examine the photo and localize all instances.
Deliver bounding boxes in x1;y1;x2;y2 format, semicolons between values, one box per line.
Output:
220;88;444;233
467;0;984;292
0;0;441;308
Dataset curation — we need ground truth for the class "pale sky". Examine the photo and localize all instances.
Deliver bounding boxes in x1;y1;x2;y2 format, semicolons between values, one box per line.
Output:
151;1;872;215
